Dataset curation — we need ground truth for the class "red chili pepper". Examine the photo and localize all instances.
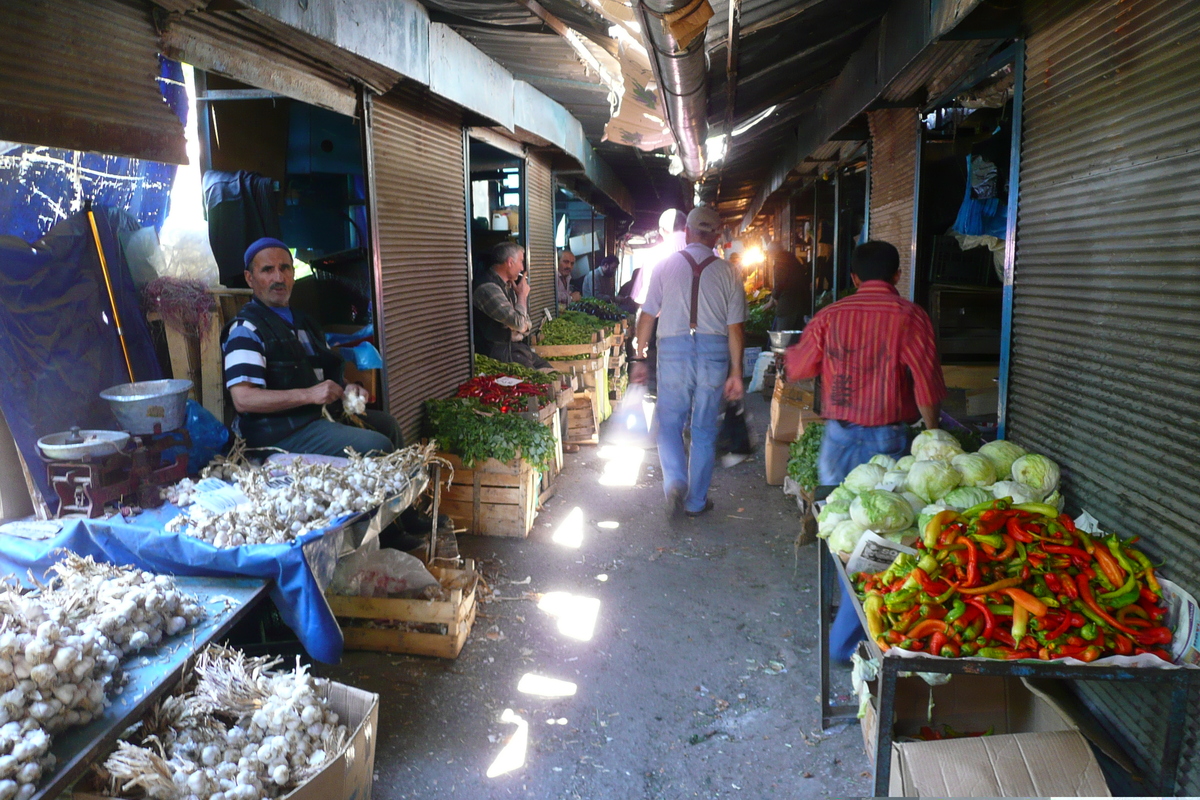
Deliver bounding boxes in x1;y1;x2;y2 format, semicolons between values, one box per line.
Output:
1076;573;1139;635
1070;612;1086;628
994;534;1016;561
965;598;995;641
960;537;980;587
1021;563;1031;581
1006;516;1034;543
1114;635;1134;656
1066;635;1084;647
928;631;948;657
1135;626;1174;646
992;629;1016;647
1047;612;1072;641
1042;544;1090;559
1092;546;1126;588
975;510;1009;535
907;619;949;640
1140;587;1160;606
1059;573;1079;600
1059;514;1077;533
908;568;947;597
1077;645;1102;662
1004;588;1050;617
1043;573;1061;593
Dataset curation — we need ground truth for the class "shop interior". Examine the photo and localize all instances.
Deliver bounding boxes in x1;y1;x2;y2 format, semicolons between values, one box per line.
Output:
468;137;524;277
555;187;609;290
198;72;373;329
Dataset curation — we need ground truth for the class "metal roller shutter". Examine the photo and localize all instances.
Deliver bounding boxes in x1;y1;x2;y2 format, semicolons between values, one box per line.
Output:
867;108;918;299
366;90;470;441
526;150;557;318
0;0;185;163
1011;0;1200;790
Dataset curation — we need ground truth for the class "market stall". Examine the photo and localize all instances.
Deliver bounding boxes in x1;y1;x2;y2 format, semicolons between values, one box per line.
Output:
808;429;1200;795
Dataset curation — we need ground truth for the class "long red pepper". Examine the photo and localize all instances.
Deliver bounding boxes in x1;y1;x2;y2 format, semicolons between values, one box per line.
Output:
959;537;980;587
965;598;995;641
1006;516;1034;543
1042;544;1090;559
1075;573;1139;635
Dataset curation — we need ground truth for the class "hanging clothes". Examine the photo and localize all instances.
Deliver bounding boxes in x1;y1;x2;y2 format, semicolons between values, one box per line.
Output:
203;170;281;288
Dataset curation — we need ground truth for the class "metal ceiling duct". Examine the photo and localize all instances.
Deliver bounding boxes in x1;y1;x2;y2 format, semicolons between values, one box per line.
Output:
638;0;709;180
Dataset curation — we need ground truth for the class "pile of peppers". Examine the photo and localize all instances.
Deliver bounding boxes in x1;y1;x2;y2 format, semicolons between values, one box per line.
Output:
854;499;1173;662
455;376;547;413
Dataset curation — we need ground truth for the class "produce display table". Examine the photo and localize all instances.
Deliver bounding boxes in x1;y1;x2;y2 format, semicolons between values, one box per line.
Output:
35;575;269;800
816;537;1199;795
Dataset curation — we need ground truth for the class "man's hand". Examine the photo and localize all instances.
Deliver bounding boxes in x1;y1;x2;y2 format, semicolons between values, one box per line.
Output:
307;380;344;405
724;374;744;401
630;361;650;385
514;274;531;302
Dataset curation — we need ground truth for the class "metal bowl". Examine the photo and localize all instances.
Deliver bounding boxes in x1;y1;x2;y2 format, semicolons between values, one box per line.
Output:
768;330;804;353
38;429;129;460
99;379;193;434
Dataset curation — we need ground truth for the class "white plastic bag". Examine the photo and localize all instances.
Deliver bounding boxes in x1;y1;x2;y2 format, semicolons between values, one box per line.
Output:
331;540;439;598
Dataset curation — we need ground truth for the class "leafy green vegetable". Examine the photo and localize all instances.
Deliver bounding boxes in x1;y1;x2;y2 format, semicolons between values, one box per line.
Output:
474;354;557;384
843;463;886;494
941;486;992;511
906;460;962;503
910;429;965;462
849;490;915;533
566;299;625;321
540;317;599;345
425;398;557;470
786;421;824;490
977;439;1027;480
951;452;996;487
1011;453;1060;500
745;304;775;336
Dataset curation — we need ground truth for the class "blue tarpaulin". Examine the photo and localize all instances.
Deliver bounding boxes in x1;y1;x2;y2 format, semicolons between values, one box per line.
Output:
0;506;348;663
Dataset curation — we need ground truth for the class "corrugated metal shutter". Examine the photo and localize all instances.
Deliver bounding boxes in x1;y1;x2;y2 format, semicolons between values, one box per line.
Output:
526;150;556;317
867;108;918;299
366;90;470;441
0;0;185;163
1011;0;1200;790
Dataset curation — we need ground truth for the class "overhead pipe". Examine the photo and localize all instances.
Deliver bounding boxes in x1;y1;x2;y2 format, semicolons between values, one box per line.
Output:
636;0;709;181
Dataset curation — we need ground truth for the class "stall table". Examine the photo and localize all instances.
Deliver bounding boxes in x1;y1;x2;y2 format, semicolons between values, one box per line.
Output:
816;537;1199;796
35;575;269;800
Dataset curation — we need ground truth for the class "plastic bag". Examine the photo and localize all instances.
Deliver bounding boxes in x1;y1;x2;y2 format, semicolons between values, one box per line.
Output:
610;382;650;441
717;401;753;456
330;540;439;598
184;400;230;474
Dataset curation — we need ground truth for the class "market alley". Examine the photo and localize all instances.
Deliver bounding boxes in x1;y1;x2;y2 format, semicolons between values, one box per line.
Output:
324;392;872;800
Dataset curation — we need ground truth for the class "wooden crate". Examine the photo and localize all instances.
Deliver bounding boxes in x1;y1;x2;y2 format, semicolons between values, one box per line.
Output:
437;453;539;537
566;391;599;445
532;340;602;359
581;365;611;422
545;355;606;373
328;560;478;659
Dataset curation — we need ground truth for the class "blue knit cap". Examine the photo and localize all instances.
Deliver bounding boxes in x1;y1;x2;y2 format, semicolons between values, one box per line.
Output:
243;237;291;269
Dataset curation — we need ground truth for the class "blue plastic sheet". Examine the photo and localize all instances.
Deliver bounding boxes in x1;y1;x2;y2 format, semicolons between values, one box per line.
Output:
0;508;349;664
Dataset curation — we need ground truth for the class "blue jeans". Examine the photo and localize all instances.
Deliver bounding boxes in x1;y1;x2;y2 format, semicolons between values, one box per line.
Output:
655;334;728;513
820;419;909;661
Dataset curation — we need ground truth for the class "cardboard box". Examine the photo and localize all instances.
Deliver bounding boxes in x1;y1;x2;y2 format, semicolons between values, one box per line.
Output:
742;346;762;377
769;377;818;443
75;681;379;800
859;668;1110;797
764;430;788;486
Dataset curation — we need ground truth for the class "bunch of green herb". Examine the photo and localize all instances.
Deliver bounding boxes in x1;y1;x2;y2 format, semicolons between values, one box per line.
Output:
557;310;609;331
426;398;556;470
787;420;825;490
475;354;556;384
540;316;598;345
745;304;775;336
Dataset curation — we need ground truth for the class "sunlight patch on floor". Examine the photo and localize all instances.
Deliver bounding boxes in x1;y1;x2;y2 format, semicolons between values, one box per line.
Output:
597;445;645;486
552;506;585;548
517;673;578;698
486;708;528;778
538;591;602;641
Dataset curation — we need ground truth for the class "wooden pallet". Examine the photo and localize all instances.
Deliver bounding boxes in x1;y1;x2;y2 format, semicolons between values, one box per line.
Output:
566;391;599;445
328;560;478;658
437;453;539;537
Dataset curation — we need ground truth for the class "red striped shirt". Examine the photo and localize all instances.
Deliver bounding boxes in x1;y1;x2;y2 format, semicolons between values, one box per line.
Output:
785;281;945;426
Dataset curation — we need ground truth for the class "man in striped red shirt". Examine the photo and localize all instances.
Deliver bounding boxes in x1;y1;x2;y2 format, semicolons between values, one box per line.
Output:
785;240;946;660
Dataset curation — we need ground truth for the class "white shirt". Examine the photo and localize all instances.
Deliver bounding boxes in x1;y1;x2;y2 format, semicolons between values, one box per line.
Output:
640;243;747;338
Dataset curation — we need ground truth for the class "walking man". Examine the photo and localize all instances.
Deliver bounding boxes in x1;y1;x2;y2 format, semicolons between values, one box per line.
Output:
785;240;945;660
632;206;746;518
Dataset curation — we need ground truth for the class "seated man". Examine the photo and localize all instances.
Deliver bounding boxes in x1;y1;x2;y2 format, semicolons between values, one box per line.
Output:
473;241;552;370
582;255;619;300
222;238;404;457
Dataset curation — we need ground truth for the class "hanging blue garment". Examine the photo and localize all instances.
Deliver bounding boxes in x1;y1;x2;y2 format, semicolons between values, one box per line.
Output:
952;156;1008;239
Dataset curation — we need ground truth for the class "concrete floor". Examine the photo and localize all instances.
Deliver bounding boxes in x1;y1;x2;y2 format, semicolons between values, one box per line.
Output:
324;392;872;799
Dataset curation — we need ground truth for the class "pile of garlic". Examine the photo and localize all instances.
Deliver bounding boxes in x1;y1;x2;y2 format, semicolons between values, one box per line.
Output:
0;554;205;797
102;646;348;800
166;442;448;548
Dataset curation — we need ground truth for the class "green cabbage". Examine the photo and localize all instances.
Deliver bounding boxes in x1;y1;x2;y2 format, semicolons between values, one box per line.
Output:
906;460;962;503
896;456;916;471
917;503;949;533
828;485;856;504
869;454;897;470
951;453;997;488
878;470;909;492
883;528;920;547
817;500;851;535
843;463;887;494
827;519;869;554
849;490;916;533
1011;453;1060;499
942;486;992;511
978;439;1027;481
991;480;1036;504
910;429;964;462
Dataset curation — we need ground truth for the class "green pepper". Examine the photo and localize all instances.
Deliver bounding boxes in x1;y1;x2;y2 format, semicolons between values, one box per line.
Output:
1105;588;1141;609
959;643;977;656
901;554;941;590
944;599;968;623
1080;622;1098;641
1107;535;1137;576
964;618;983;641
970;533;1005;549
962;499;998;518
987;604;1014;616
978;647;1012;659
1098;571;1137;602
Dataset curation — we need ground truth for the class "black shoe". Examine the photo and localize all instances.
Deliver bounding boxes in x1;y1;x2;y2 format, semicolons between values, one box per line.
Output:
666;484;686;520
685;499;714;518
